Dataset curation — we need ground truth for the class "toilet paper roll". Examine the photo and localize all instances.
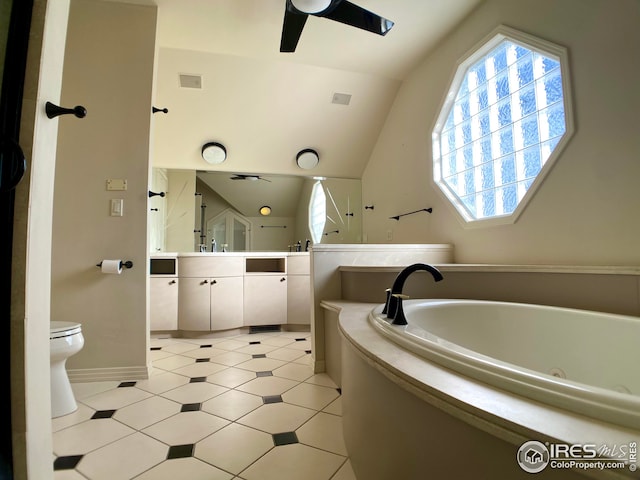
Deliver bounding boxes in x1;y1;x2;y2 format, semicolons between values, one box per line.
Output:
101;259;122;274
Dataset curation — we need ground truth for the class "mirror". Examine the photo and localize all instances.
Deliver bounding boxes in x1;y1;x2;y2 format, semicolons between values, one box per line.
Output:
150;168;362;253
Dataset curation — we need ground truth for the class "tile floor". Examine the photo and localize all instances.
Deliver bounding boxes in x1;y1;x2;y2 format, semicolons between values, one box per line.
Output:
52;329;356;480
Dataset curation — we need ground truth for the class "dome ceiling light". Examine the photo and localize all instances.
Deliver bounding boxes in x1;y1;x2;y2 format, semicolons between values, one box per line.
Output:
296;148;319;170
259;206;272;216
201;142;227;165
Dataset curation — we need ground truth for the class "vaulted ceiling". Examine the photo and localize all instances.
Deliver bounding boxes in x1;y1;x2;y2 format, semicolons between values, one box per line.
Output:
149;0;482;179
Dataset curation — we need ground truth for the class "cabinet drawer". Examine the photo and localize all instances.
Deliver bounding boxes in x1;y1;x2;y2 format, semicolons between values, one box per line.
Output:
179;256;243;277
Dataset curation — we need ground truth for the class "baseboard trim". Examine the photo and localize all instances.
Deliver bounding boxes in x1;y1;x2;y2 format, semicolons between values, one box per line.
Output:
68;365;150;383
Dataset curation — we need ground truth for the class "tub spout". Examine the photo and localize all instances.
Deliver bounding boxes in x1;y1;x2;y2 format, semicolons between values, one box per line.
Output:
386;263;443;322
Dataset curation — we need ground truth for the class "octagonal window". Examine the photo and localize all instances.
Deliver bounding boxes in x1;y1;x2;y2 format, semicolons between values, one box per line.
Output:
432;26;574;225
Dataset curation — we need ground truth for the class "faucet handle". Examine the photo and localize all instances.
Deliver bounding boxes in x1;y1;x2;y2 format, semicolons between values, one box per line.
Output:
382;288;391;315
391;294;410;326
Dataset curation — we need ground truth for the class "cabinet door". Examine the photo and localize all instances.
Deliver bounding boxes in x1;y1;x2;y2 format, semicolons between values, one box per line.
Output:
244;275;287;326
210;276;243;330
287;275;310;325
178;277;211;331
150;277;178;330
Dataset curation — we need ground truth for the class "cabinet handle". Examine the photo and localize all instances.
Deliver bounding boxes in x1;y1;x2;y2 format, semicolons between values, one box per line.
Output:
211;279;217;284
169;280;176;285
202;280;209;285
280;277;286;282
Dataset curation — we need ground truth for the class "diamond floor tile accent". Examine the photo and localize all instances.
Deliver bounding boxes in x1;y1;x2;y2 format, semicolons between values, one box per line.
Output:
166;443;194;459
273;431;299;446
53;455;83;470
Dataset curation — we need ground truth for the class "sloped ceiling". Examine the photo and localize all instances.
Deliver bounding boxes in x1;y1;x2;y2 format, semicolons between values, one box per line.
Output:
197;171;305;217
150;0;482;181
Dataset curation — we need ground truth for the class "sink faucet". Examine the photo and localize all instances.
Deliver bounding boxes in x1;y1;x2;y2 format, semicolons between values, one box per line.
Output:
384;263;443;325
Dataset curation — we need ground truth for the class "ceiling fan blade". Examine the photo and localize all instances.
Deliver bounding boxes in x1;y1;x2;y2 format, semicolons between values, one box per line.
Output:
323;0;393;36
280;1;309;52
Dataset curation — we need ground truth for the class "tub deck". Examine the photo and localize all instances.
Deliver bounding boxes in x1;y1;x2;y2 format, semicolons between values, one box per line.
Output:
323;300;639;480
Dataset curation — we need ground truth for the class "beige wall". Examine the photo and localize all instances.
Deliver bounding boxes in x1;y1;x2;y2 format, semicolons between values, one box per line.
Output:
51;0;156;377
361;0;640;266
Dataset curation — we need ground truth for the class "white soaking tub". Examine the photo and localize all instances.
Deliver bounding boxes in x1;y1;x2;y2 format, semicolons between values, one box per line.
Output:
369;299;640;430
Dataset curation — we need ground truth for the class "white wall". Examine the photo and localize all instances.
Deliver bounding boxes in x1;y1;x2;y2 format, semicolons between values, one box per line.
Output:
51;0;156;377
12;1;70;476
362;0;640;265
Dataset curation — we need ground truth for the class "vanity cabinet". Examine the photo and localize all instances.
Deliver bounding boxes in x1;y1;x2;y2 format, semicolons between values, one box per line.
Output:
165;254;309;332
150;277;178;330
177;256;244;331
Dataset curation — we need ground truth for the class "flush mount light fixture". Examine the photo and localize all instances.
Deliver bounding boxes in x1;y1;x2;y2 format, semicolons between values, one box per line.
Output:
259;206;272;216
290;0;332;13
201;142;227;165
296;148;319;170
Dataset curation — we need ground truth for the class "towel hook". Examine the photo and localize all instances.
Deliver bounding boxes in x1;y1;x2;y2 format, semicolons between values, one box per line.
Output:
45;101;86;119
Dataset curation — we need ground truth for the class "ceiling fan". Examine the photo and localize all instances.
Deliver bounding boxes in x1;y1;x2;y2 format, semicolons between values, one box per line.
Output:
280;0;394;53
230;174;272;182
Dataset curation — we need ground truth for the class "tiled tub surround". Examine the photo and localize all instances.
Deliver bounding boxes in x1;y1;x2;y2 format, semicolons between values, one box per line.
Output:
53;331;355;480
325;301;639;480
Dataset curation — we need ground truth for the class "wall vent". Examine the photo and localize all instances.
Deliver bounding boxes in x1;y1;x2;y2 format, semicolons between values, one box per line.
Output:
179;74;202;89
331;92;351;105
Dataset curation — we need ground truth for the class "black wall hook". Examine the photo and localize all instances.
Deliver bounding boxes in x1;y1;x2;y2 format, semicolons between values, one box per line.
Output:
148;191;165;198
45;101;86;119
152;106;168;114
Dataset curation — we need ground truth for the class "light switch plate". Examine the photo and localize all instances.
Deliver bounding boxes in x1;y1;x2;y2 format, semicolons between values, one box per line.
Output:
107;179;127;191
110;199;123;217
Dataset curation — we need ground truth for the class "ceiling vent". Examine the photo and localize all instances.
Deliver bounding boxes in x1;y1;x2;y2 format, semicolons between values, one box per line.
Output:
179;74;202;89
331;92;351;105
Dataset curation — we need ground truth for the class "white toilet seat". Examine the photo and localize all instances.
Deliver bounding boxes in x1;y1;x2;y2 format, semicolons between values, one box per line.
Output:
50;321;82;339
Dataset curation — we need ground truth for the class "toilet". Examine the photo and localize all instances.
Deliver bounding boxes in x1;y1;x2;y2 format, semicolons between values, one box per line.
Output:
50;321;84;418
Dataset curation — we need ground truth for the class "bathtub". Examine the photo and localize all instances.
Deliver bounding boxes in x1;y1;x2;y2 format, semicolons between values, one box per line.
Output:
369;299;640;430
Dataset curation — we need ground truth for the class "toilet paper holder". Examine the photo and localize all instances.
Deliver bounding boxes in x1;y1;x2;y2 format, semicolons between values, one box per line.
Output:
96;260;133;269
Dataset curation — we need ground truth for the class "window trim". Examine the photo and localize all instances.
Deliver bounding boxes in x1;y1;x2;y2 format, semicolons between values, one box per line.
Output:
431;25;575;227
